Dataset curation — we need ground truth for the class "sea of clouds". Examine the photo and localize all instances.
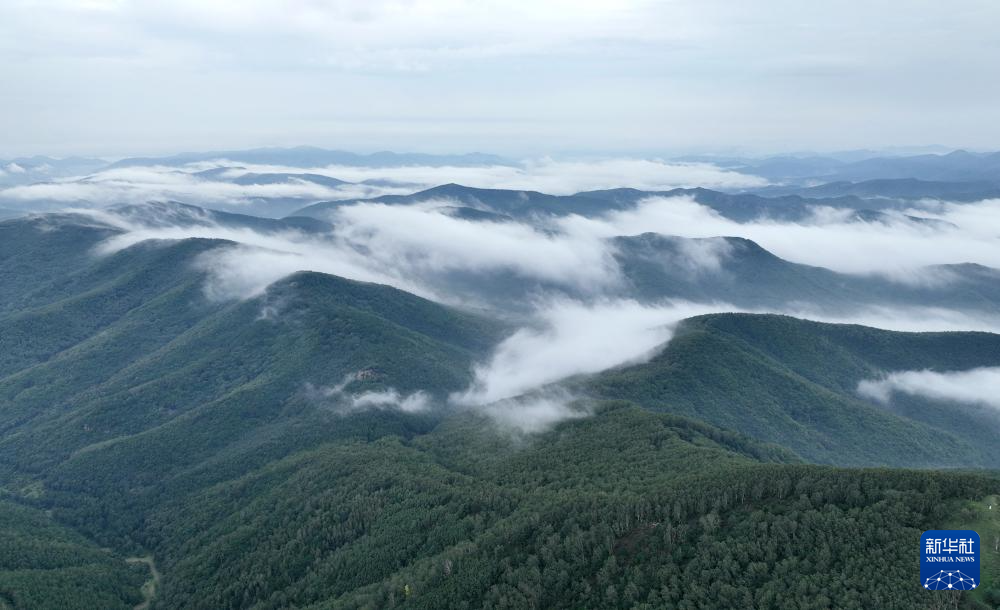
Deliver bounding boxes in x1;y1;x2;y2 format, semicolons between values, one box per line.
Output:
14;158;1000;431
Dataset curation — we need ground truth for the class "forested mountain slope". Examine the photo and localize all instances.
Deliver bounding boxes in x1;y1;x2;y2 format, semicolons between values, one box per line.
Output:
613;233;1000;313
0;499;145;610
13;404;1000;610
0;260;504;481
292;184;916;223
586;314;1000;467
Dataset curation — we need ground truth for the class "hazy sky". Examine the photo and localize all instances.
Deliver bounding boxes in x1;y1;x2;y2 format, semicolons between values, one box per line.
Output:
2;0;999;157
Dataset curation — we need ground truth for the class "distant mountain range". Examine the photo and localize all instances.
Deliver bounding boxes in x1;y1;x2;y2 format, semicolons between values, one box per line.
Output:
0;155;107;186
106;146;513;169
5;147;1000;225
701;149;1000;185
613;233;1000;313
96;146;1000;184
754;177;1000;201
12;199;995;318
292;182;942;223
109;200;333;233
12;198;987;320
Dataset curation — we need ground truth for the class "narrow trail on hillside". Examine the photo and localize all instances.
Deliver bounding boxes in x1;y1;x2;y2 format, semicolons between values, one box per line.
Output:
126;555;161;610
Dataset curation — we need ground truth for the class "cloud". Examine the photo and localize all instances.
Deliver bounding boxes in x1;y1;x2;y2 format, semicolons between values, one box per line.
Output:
87;200;626;301
81;208;435;300
302;158;766;194
559;195;1000;280
305;376;431;414
782;304;1000;334
65;195;1000;439
193;244;432;302
451;296;1000;414
514;158;768;192
451;297;1000;433
473;389;590;435
82;194;1000;333
672;236;733;274
333;202;619;292
75;196;1000;438
0;159;766;217
350;389;430;413
858;367;1000;410
453;298;734;405
188;157;767;195
0;165;407;207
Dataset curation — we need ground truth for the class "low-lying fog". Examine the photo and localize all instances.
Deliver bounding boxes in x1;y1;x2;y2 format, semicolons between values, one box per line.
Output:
14;159;1000;431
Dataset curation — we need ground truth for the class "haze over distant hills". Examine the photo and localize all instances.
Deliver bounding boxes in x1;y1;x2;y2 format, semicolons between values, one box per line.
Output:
105;146;513;170
701;149;1000;185
2;147;998;227
0;155;107;187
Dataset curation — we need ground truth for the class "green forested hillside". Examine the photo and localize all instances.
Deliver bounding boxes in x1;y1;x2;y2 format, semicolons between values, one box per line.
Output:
614;233;1000;313
2;214;1000;608
0;260;505;488
45;405;1000;609
586;313;1000;467
292;183;625;220
0;214;121;312
0;499;145;610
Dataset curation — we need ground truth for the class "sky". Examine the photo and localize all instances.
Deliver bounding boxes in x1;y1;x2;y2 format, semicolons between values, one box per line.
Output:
2;0;999;157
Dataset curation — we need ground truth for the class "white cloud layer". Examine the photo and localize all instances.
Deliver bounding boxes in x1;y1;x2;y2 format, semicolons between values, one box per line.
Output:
0;158;766;210
453;298;732;405
782;305;1000;334
560;195;1000;279
306;376;431;414
453;298;1000;433
83;192;1000;326
3;1;1000;155
335;202;619;291
0;166;407;206
350;389;431;413
209;158;767;194
71;193;1000;433
858;367;1000;410
87;203;619;301
56;167;1000;294
451;298;1000;431
473;390;590;435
